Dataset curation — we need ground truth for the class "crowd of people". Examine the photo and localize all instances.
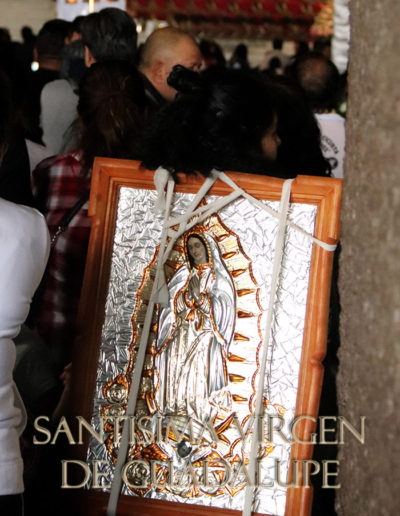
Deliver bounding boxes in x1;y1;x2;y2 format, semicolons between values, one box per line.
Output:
0;7;346;515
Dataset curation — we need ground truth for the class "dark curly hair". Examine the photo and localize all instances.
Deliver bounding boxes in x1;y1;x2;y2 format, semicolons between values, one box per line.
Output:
141;65;286;179
267;76;331;176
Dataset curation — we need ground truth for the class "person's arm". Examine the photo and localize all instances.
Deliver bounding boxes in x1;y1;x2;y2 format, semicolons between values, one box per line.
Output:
0;200;49;496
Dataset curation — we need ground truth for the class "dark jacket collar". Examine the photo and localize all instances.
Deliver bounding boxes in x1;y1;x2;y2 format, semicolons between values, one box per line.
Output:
140;72;167;113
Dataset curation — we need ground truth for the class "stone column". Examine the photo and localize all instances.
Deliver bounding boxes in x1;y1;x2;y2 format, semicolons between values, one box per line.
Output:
337;0;400;514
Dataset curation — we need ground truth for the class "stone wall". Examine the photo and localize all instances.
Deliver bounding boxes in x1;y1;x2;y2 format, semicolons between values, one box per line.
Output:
337;0;400;514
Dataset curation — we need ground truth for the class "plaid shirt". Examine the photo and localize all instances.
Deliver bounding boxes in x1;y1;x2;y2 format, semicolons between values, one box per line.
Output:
32;150;91;367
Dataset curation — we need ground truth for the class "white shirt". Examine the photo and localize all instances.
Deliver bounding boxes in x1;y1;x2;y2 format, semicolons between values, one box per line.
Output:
264;49;291;70
40;78;79;155
0;198;49;495
316;113;346;179
25;139;53;174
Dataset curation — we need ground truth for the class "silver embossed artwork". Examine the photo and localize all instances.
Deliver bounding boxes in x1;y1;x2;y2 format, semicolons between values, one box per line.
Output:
155;231;235;424
87;187;317;516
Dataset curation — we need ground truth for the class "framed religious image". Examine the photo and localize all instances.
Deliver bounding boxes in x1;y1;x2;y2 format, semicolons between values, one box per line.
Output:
65;158;341;516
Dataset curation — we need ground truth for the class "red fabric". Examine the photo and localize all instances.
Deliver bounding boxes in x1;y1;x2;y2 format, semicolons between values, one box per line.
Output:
214;0;231;16
193;0;207;12
173;0;187;11
237;0;254;16
129;0;321;20
286;0;308;17
32;151;91;366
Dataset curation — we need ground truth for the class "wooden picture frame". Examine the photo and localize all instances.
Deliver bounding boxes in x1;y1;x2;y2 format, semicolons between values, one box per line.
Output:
66;158;341;516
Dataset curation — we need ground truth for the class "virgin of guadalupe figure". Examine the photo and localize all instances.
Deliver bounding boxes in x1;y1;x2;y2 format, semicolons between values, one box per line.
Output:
154;231;236;424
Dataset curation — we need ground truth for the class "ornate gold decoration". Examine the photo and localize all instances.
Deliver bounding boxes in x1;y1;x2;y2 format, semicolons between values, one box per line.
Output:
237;309;254;318
227;352;246;362
232;395;248;402
228;374;245;383
234;332;250;341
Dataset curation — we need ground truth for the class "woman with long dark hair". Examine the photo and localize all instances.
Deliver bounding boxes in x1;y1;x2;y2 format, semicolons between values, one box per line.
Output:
142;65;283;178
32;60;147;369
142;65;329;179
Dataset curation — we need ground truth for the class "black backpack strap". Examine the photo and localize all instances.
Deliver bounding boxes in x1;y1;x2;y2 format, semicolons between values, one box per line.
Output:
51;190;90;247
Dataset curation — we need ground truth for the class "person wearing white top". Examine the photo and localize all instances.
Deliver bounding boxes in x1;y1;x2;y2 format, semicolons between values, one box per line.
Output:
316;112;345;179
293;51;346;179
0;198;49;508
40;78;79;155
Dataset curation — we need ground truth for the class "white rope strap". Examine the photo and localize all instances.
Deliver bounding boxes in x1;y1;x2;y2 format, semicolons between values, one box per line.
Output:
107;169;246;513
242;178;294;516
155;171;246;304
106;172;175;516
107;168;225;514
218;172;337;252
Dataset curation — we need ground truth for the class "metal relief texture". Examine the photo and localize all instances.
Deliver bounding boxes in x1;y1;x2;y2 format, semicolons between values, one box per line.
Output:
87;186;317;516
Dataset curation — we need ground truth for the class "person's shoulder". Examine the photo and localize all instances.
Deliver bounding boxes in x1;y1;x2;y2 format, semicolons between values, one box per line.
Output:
0;197;45;226
41;78;78;100
35;150;82;173
0;198;49;255
316;112;346;134
0;199;50;299
316;112;345;123
42;78;72;90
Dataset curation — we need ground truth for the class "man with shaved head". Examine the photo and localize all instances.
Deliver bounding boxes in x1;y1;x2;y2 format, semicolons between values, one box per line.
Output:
293;51;345;178
139;26;202;112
